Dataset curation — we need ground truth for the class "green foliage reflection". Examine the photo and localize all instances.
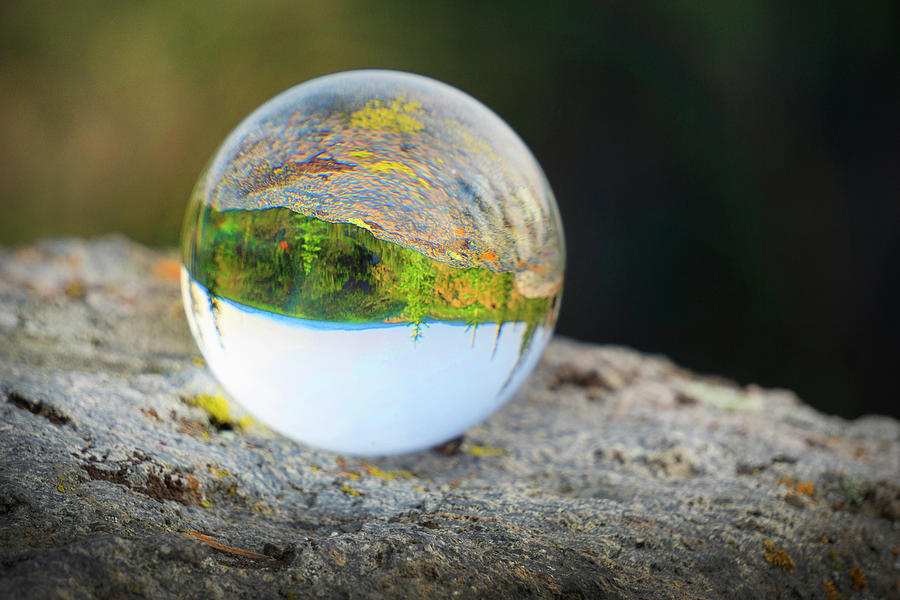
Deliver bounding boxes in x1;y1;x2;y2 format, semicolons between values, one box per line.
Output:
185;206;556;334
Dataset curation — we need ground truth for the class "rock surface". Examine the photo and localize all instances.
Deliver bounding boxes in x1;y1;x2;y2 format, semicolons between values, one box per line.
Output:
1;237;898;599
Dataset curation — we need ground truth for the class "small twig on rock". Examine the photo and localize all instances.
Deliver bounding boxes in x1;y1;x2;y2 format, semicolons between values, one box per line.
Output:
184;530;272;560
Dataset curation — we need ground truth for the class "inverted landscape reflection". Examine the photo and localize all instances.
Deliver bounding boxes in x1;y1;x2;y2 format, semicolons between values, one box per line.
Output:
180;70;564;455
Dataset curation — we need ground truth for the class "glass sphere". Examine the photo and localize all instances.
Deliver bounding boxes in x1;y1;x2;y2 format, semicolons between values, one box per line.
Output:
181;70;564;455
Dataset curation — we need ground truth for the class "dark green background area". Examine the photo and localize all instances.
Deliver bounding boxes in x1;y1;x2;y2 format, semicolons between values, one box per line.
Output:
1;1;897;418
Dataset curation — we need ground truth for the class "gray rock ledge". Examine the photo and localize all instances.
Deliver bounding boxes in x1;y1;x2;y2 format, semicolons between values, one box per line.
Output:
1;237;898;599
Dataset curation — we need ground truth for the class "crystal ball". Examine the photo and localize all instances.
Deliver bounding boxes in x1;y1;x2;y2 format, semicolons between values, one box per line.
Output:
181;70;565;455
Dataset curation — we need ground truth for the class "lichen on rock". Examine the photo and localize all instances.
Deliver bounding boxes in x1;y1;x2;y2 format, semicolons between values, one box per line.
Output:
1;237;899;599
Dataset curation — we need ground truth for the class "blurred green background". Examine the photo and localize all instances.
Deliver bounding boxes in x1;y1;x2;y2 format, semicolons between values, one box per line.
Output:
2;1;897;418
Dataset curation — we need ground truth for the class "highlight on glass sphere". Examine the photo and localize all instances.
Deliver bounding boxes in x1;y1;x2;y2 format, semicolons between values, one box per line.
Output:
181;70;565;455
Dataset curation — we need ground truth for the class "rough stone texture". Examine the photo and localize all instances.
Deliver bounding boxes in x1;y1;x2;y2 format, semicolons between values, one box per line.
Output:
1;236;898;599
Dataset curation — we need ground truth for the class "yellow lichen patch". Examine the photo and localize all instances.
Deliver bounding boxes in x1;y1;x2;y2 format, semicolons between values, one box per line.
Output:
349;99;424;134
469;445;506;457
57;477;66;493
186;393;251;431
763;539;796;573
367;160;416;178
341;483;363;496
361;464;412;480
346;149;376;160
199;500;211;508
187;393;231;426
207;467;230;479
64;279;87;299
249;503;273;515
191;356;206;367
459;129;498;160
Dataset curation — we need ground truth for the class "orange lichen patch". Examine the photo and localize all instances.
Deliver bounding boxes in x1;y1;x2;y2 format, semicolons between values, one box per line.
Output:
153;258;181;282
763;540;796;573
479;250;498;263
184;476;202;502
776;477;815;496
139;408;161;422
185;531;271;559
428;271;512;312
822;579;839;600
318;457;361;479
849;566;867;591
795;481;815;496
